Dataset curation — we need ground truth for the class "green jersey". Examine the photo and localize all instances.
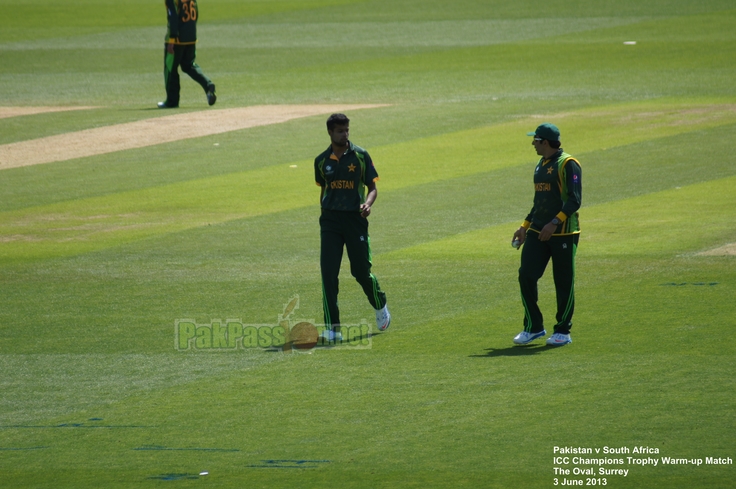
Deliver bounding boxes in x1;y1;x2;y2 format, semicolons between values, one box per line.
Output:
165;0;198;44
524;150;582;235
315;141;379;212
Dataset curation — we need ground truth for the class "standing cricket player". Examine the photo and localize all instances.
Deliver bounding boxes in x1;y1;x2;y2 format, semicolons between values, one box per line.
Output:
158;0;216;109
314;114;391;341
512;123;582;347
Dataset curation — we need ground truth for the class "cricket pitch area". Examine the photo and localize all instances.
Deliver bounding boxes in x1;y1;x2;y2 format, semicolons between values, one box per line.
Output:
0;104;387;169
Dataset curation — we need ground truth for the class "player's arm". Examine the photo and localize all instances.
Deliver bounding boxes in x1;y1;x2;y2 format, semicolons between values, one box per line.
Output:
560;160;582;218
512;209;533;246
165;0;179;44
541;161;581;241
360;152;379;217
315;157;326;205
360;182;377;218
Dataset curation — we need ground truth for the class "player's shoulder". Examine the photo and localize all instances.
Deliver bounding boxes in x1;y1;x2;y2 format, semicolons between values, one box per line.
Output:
314;146;332;164
560;152;581;167
350;142;371;159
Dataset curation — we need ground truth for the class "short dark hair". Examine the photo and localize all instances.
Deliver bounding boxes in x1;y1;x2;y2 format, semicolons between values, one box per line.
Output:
326;113;350;131
548;140;561;149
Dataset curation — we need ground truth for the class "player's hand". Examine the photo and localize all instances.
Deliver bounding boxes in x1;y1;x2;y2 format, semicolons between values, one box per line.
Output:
360;204;371;218
539;222;556;241
513;227;526;247
166;43;175;54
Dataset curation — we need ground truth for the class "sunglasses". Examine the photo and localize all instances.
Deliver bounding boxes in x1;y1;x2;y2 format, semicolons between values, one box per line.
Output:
533;138;544;142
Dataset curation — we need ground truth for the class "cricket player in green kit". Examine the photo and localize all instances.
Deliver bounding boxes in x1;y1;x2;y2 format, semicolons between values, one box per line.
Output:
315;114;391;342
512;123;582;346
158;0;216;109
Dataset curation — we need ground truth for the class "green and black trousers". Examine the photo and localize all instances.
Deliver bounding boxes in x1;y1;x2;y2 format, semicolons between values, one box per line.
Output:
320;209;387;330
163;43;213;107
519;231;579;335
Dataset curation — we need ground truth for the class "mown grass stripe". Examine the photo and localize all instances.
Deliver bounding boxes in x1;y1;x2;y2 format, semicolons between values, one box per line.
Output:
382;175;736;260
1;101;735;263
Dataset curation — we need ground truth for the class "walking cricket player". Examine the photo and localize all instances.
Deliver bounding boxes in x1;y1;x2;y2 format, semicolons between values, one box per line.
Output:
158;0;216;108
314;114;391;341
512;123;582;347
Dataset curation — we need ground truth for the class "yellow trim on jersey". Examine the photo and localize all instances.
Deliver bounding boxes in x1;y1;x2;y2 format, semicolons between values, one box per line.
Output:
526;228;581;236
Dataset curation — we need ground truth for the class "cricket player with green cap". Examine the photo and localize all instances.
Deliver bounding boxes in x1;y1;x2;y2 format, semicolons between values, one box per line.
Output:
314;114;391;342
511;123;582;346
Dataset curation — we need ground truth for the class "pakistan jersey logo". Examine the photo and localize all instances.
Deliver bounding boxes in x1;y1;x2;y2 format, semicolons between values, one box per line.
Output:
325;165;334;176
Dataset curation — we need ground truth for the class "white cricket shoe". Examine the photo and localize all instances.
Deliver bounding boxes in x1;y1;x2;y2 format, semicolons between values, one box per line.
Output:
513;329;546;345
319;329;342;343
375;305;391;331
546;333;572;346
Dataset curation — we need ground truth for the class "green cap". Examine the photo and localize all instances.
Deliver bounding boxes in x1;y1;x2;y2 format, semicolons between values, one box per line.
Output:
527;123;560;142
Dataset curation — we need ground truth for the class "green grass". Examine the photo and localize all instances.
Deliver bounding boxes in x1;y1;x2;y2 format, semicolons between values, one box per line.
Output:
1;0;735;487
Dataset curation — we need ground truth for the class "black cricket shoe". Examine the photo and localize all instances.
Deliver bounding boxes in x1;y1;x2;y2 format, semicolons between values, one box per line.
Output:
157;101;178;109
206;84;217;106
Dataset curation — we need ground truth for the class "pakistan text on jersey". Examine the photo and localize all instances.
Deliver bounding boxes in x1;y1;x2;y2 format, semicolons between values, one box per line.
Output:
331;180;355;189
535;182;552;192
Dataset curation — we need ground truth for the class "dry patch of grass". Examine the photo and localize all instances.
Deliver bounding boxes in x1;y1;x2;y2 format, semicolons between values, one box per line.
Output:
0;106;99;119
698;243;736;256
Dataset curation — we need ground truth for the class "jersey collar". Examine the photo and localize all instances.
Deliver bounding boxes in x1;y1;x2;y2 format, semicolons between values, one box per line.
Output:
329;141;355;161
541;148;564;165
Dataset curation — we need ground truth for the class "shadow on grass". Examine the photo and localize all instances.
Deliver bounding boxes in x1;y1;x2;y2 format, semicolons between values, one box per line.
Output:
470;344;559;357
311;331;384;349
262;332;385;352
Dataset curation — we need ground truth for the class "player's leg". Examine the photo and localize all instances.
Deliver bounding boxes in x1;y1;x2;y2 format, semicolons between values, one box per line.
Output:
162;44;182;107
179;45;215;104
320;211;345;331
518;232;551;334
550;234;579;334
344;214;387;311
